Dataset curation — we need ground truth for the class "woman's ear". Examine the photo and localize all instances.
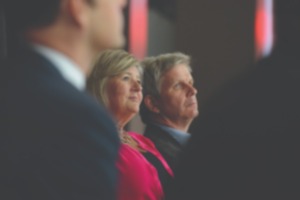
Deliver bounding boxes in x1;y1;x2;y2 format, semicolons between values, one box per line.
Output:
144;95;160;113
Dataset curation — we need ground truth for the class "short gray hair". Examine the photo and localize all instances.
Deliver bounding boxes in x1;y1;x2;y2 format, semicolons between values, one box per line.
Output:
87;49;142;106
140;52;191;124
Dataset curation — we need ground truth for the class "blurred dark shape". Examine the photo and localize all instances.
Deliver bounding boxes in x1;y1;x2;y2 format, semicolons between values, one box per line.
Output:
169;0;300;199
0;6;7;58
273;0;300;54
149;0;177;20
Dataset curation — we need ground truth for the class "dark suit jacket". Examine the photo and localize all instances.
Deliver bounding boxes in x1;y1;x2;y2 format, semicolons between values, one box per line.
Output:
0;45;120;200
143;124;179;196
170;49;300;200
144;124;182;172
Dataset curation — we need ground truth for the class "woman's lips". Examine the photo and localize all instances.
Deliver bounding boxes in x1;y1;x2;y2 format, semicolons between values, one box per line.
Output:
129;96;140;102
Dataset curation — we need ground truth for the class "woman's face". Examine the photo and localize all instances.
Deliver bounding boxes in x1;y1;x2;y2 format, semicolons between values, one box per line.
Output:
106;66;143;120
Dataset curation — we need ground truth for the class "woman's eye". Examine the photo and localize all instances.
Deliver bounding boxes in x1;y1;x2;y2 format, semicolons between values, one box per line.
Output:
122;76;130;81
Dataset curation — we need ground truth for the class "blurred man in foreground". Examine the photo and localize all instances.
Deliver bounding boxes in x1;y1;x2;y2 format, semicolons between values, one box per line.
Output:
0;0;126;199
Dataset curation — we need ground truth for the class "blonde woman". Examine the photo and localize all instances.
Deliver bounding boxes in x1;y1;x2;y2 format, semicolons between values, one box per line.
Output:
87;49;173;200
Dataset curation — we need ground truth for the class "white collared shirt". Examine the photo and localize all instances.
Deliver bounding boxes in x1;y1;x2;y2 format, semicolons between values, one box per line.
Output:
32;44;85;91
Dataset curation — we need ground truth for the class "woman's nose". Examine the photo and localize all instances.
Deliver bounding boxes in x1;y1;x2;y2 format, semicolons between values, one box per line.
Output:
132;80;142;91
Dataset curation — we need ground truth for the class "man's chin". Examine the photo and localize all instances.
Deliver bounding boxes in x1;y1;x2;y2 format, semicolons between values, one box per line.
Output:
99;36;126;51
112;36;126;49
188;110;199;119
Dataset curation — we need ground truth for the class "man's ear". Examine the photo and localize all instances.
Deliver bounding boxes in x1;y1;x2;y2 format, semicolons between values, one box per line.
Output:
65;0;91;28
144;95;160;113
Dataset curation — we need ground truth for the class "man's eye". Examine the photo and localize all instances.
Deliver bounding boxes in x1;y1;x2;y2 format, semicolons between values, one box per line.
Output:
174;83;182;89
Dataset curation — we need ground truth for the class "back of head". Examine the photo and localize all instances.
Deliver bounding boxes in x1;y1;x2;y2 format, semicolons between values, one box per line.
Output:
2;0;61;52
2;0;60;34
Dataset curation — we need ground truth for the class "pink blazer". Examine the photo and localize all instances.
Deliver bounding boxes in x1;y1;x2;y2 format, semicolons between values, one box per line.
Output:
116;131;173;200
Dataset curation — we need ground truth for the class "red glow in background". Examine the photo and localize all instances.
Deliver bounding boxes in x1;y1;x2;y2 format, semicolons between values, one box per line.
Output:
129;0;148;60
255;0;273;59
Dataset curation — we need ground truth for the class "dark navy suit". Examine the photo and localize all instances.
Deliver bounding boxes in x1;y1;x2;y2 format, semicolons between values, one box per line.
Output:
144;124;183;172
0;45;120;200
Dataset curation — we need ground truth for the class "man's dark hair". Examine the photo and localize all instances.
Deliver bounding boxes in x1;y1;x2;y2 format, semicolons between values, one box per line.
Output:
3;0;61;33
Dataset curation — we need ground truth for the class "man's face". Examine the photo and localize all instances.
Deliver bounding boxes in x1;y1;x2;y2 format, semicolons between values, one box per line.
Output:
89;0;127;51
157;64;199;124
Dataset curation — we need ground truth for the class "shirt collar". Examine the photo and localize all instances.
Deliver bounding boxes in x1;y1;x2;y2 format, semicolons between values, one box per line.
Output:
32;44;86;91
155;123;191;146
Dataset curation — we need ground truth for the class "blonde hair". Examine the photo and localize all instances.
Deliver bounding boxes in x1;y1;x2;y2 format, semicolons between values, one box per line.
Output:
87;49;142;106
